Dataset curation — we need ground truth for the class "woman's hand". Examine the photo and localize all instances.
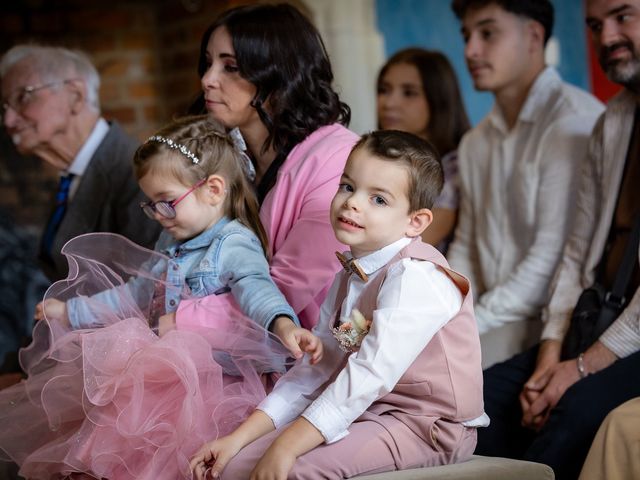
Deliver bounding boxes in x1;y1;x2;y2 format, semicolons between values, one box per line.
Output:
250;444;296;480
34;299;69;326
272;317;323;364
189;434;244;480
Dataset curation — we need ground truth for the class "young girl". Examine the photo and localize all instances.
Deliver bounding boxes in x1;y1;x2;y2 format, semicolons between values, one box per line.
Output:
190;130;489;480
0;115;320;480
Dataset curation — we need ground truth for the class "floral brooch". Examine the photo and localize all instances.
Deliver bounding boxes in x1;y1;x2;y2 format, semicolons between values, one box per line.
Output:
332;308;372;353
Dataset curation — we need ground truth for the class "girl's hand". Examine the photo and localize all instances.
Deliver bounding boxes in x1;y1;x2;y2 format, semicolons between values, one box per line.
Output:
157;312;176;337
272;317;323;364
34;299;69;326
250;444;296;480
189;434;243;480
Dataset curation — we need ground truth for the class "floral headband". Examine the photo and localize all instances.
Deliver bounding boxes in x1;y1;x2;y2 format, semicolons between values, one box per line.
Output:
146;135;200;165
146;129;256;182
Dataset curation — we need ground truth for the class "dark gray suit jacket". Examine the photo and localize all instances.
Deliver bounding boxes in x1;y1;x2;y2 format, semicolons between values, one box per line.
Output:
40;121;162;281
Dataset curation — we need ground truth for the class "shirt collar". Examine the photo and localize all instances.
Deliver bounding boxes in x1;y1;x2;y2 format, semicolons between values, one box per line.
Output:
67;118;109;176
488;66;560;133
340;237;412;277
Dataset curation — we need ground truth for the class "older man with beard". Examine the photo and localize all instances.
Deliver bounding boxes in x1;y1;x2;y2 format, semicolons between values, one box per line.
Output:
476;1;640;479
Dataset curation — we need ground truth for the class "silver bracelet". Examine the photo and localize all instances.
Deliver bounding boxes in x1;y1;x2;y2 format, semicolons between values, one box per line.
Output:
577;353;588;379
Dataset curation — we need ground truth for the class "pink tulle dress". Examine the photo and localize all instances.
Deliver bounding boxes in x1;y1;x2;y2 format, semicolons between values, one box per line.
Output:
0;233;290;479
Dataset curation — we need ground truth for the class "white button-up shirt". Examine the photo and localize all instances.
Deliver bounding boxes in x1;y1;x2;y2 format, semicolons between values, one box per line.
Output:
65;117;109;199
447;68;604;334
258;237;488;444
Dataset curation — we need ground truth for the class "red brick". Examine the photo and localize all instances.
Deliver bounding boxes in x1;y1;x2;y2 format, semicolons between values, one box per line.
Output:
102;106;137;124
122;32;156;51
0;14;24;36
128;81;157;99
98;58;131;78
68;10;131;32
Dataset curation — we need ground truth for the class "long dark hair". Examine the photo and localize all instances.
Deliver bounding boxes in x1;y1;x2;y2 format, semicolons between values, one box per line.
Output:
377;48;470;157
194;3;351;201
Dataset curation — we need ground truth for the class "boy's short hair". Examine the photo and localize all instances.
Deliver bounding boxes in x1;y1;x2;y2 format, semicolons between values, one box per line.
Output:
451;0;554;44
353;130;443;212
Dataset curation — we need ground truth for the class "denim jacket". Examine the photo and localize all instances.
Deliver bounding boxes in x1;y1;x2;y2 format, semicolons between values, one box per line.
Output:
68;217;297;331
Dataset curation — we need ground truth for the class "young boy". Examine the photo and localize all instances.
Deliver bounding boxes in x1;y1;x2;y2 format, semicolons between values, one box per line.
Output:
190;130;488;480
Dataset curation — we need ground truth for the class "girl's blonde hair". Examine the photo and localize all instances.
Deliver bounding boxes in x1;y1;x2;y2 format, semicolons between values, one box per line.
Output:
133;115;268;253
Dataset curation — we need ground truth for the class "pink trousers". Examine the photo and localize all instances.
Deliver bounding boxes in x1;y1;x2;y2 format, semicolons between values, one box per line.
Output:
221;414;477;479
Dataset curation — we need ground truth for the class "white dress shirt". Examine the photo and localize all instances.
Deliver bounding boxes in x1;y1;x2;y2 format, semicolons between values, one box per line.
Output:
447;67;604;334
258;237;488;444
65;117;109;200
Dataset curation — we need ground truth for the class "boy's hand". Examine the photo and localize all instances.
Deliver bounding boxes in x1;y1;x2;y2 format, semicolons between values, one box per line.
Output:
189;434;243;480
34;299;69;326
250;444;296;480
157;312;176;337
272;317;323;364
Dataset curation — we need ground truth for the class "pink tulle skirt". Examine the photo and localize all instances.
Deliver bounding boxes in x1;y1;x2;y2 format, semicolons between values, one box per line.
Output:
0;233;290;479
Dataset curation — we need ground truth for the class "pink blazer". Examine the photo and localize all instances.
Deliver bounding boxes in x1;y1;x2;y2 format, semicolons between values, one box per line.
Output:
261;124;359;329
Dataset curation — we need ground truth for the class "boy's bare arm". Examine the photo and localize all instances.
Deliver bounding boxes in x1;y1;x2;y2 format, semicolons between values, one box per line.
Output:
190;409;275;479
251;417;325;478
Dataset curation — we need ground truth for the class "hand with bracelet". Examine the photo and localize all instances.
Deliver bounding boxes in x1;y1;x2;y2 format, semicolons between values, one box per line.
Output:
520;340;618;430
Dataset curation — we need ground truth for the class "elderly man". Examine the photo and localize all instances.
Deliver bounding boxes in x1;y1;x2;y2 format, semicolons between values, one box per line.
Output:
477;1;640;479
0;45;161;282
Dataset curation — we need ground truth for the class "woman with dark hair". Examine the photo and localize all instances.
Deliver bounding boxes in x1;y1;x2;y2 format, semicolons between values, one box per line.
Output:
377;48;470;253
195;3;358;341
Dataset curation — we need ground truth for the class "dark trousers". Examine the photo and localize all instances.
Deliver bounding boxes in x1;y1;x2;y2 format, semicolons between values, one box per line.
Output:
477;345;640;480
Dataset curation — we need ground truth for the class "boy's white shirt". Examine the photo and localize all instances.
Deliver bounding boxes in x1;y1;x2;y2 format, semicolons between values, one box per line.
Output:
258;236;489;444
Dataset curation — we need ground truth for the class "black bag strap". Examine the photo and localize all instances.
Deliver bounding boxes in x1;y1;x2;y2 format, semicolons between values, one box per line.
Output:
603;213;640;311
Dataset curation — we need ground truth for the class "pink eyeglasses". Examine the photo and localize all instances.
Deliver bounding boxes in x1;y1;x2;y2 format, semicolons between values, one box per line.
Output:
140;178;207;219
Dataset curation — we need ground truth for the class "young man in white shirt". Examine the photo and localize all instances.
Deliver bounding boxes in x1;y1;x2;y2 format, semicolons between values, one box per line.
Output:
448;0;604;367
479;1;640;479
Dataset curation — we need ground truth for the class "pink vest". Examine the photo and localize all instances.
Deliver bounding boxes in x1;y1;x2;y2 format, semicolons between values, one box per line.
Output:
338;239;484;444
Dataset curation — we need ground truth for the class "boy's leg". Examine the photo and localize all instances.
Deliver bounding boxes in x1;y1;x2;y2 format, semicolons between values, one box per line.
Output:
475;345;539;458
222;416;476;480
220;422;399;480
288;416;476;479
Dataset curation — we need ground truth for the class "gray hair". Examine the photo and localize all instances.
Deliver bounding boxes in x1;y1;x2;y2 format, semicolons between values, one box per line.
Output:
0;44;101;112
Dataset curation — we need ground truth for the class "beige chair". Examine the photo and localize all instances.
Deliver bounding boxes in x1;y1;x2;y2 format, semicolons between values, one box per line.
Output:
355;455;554;480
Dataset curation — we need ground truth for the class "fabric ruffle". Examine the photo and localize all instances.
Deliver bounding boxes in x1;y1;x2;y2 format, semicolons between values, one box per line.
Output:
0;233;290;479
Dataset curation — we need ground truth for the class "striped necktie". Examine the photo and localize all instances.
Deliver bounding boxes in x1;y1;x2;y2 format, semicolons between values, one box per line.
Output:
41;173;75;256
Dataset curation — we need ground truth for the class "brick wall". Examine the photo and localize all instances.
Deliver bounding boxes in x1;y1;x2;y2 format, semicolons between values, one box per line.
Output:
0;0;247;231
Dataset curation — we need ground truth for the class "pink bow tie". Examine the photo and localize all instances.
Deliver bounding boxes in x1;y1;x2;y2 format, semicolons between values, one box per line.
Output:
335;251;369;282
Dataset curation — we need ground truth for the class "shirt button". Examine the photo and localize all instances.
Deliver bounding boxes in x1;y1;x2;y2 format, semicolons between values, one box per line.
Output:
169;299;176;306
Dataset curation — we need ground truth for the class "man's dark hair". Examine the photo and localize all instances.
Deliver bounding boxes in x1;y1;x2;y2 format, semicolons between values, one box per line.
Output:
451;0;554;44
